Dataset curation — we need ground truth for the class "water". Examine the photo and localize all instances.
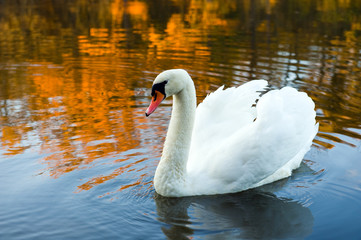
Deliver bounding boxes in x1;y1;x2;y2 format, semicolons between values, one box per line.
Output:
1;0;361;239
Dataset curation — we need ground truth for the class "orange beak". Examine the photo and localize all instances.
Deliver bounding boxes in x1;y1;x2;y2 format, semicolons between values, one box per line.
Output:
145;90;165;117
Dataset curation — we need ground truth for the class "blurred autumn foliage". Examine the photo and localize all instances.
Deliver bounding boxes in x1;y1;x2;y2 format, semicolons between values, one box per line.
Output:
0;0;360;191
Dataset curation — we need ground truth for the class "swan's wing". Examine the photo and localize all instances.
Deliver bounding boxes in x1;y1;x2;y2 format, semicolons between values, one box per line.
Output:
187;80;268;173
187;82;317;194
194;80;268;138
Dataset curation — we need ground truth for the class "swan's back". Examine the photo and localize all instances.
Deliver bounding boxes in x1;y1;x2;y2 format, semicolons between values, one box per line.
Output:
187;80;318;195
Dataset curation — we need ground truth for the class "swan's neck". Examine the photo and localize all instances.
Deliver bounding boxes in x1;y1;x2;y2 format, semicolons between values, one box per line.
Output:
154;81;196;196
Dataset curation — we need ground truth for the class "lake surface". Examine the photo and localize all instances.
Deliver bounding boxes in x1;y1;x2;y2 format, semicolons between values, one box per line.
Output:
1;0;361;239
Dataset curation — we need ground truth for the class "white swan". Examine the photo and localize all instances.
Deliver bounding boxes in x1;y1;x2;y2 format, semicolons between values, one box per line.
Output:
146;69;318;197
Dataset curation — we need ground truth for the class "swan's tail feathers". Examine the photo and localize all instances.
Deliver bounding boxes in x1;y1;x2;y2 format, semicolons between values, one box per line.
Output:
257;86;316;132
255;86;318;172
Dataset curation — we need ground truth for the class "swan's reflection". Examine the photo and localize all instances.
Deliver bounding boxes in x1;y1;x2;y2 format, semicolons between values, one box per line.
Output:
155;190;313;239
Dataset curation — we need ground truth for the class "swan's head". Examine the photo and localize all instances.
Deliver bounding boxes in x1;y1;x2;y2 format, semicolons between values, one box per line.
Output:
145;69;190;117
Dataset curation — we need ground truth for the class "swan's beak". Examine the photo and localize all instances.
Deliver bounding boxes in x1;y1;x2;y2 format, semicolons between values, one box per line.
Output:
145;90;165;117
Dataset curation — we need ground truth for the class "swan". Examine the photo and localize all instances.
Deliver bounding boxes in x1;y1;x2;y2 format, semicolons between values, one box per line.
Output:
146;69;318;197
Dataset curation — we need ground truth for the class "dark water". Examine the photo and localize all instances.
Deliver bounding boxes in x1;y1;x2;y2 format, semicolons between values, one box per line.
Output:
1;0;361;239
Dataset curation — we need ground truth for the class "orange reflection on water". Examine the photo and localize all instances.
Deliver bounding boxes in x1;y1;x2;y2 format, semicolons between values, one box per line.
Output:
77;157;149;192
3;57;150;187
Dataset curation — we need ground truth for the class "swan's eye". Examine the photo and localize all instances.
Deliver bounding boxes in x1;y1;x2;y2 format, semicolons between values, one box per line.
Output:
151;80;168;98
